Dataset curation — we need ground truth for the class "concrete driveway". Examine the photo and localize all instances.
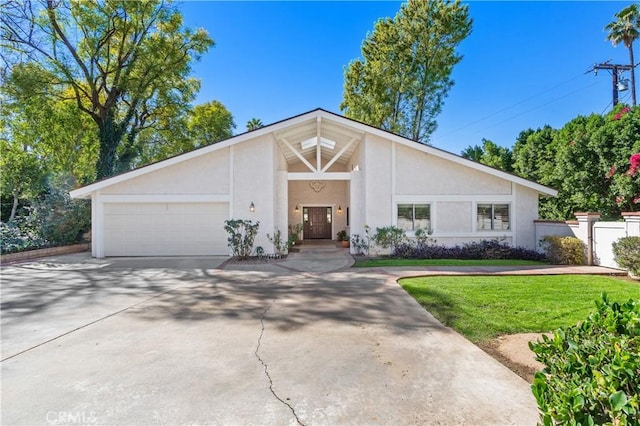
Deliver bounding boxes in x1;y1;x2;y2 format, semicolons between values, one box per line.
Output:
1;254;539;425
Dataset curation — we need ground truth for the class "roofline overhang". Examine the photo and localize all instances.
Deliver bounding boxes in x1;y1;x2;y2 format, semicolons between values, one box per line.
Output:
70;108;558;199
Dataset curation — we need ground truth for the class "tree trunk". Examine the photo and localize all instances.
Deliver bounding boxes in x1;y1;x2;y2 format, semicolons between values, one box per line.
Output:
629;45;636;106
9;191;19;221
95;112;122;180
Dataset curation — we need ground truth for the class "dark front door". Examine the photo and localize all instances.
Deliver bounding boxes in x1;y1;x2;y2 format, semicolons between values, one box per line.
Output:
303;207;332;239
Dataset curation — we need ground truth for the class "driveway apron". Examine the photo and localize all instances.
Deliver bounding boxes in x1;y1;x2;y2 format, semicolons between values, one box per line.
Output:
1;252;538;425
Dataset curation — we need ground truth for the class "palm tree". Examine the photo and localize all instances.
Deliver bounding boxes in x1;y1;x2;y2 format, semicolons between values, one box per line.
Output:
606;4;640;106
246;118;264;131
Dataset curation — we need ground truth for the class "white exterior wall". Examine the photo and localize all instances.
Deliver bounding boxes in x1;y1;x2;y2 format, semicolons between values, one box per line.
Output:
348;138;542;250
364;135;393;229
232;135;276;253
102;151;230;195
348;140;366;244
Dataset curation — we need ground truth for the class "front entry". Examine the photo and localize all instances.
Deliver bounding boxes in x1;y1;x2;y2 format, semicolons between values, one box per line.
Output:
303;207;333;239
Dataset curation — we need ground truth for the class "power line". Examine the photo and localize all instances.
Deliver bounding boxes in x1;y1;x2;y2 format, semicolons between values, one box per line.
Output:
472;80;605;135
432;76;607;145
433;72;605;143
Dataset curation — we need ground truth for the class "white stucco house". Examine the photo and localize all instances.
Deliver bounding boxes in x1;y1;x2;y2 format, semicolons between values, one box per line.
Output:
70;108;557;258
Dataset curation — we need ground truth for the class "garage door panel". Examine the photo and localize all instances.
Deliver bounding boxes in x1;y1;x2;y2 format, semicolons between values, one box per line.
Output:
104;202;228;256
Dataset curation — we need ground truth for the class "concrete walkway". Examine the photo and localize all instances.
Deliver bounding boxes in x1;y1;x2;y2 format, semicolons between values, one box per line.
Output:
2;248;623;425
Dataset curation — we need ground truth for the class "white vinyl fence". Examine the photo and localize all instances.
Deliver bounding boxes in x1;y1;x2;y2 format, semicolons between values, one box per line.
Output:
534;212;640;269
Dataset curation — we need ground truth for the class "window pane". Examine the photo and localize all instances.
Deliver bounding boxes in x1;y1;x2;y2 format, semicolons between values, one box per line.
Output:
477;204;492;230
397;204;413;231
414;204;430;230
327;207;332;224
493;204;510;230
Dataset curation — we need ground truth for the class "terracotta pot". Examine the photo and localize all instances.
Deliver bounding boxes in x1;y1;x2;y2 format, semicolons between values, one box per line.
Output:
341;240;350;248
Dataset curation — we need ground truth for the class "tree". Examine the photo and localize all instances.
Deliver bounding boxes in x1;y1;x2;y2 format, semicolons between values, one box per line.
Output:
460;139;513;172
605;4;640;106
512;126;557;183
1;0;213;179
2;63;97;183
188;100;235;147
246;118;264;131
340;0;472;143
0;140;46;221
460;144;484;162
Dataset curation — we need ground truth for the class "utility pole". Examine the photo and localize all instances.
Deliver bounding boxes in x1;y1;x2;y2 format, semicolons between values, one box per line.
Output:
590;61;634;106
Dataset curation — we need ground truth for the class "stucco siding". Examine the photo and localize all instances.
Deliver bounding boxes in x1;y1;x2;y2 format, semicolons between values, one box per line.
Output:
395;144;511;195
436;202;473;233
232;135;275;251
515;185;541;249
102;150;230;195
364;134;393;228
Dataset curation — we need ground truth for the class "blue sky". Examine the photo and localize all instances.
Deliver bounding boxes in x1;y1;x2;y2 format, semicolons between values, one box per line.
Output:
179;1;635;155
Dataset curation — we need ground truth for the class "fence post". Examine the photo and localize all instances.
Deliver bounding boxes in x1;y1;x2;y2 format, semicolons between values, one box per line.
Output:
574;212;600;265
622;212;640;237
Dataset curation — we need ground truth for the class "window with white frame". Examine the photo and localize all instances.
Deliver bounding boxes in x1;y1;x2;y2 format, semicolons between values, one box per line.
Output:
397;204;430;231
477;203;510;230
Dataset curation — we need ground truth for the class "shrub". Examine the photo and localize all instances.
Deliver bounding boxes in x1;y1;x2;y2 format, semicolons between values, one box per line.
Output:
391;239;546;261
373;226;406;253
0;219;48;254
34;187;90;245
529;295;640;425
351;225;372;256
612;236;640;276
266;228;287;257
540;236;585;265
224;219;259;259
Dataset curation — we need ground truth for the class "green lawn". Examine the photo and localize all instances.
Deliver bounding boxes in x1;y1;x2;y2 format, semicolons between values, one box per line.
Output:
399;275;640;343
354;258;546;267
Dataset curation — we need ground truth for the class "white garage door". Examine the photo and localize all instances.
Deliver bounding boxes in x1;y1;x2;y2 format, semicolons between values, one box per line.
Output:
103;202;229;256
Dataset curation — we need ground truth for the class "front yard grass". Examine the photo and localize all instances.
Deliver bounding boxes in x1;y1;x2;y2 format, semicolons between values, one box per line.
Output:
354;258;546;267
399;275;640;343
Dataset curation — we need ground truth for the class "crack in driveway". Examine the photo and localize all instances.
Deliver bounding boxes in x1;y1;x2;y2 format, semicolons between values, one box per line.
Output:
255;300;305;426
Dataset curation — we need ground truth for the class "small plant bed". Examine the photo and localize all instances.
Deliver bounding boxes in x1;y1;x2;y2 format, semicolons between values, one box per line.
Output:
353;258;547;267
399;275;640;343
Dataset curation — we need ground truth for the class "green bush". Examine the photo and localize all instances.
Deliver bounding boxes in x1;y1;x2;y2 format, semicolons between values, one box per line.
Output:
373;226;406;253
540;236;585;264
612;236;640;276
530;295;640;426
224;219;259;259
35;186;90;245
0;219;48;254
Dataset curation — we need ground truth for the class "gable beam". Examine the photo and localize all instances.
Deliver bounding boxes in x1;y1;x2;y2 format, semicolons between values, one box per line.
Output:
281;137;317;172
288;172;351;181
316;116;322;171
322;137;356;172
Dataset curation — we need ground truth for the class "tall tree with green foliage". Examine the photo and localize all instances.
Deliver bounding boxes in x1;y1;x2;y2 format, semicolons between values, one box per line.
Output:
1;0;213;179
461;139;513;172
188;100;236;147
340;0;471;143
2;63;97;183
605;4;640;106
512;126;557;183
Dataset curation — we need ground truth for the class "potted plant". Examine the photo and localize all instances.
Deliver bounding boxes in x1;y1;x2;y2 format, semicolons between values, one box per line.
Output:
337;230;350;248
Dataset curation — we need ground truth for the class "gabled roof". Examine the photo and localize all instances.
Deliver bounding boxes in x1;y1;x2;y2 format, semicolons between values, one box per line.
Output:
70;108;557;198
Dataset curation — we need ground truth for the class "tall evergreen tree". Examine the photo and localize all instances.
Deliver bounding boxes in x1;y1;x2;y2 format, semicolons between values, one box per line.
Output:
340;0;472;143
